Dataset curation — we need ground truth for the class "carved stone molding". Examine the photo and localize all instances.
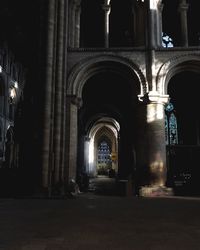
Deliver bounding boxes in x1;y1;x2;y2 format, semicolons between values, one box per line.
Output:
67;54;147;97
67;95;83;108
157;52;200;95
138;91;169;104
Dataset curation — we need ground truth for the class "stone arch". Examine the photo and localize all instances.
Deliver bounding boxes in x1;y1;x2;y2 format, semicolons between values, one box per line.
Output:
86;117;119;176
95;126;115;156
67;54;146;98
157;54;200;95
86;116;120;139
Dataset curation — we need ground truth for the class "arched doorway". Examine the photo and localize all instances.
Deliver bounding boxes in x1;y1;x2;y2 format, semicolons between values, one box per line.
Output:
86;117;119;177
76;67;140;194
167;69;200;195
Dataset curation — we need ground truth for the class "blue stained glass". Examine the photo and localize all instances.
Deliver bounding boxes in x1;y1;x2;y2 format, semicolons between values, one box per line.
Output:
165;114;169;145
169;113;178;145
162;33;174;48
98;141;111;164
165;103;178;145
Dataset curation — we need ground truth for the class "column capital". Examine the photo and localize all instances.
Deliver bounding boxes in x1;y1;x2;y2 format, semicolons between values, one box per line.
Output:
73;0;81;6
149;0;162;10
84;136;90;141
158;2;163;12
132;0;145;6
178;3;189;12
132;0;146;13
72;0;81;11
67;95;83;108
138;91;169;104
102;4;111;12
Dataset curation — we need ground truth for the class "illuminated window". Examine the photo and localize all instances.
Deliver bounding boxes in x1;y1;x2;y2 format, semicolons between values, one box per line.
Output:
165;102;178;145
9;86;17;104
97;141;111;164
162;33;174;48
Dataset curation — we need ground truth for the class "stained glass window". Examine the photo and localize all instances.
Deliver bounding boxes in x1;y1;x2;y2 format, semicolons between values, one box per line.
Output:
162;33;174;48
97;141;111;164
165;102;178;145
165;114;169;145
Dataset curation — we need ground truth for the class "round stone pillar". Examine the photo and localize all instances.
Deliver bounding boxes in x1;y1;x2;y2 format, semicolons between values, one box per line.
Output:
147;0;163;49
65;95;82;183
137;92;173;196
157;2;163;47
69;0;81;48
132;0;146;46
84;136;90;174
102;0;111;48
178;0;189;47
146;101;167;186
74;0;81;48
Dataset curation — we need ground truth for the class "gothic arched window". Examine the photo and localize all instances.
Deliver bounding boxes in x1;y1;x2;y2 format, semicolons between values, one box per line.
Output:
97;141;111;164
165;102;178;145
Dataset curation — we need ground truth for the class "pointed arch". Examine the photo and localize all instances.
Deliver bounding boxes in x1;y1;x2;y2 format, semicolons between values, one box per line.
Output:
86;116;119;176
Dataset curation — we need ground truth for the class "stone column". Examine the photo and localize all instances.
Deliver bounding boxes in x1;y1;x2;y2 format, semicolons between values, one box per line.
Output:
137;92;173;196
74;1;81;48
157;2;163;47
53;0;65;185
65;95;82;182
41;0;56;189
60;0;68;189
178;0;189;47
132;0;146;46
68;1;75;47
84;136;90;173
69;0;80;48
147;0;163;49
102;0;111;48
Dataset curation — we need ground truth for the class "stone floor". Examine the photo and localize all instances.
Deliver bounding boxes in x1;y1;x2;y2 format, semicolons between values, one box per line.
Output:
0;177;200;250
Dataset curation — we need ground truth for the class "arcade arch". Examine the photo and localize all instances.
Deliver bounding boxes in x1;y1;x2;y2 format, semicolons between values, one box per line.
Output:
67;58;142;183
162;59;200;194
